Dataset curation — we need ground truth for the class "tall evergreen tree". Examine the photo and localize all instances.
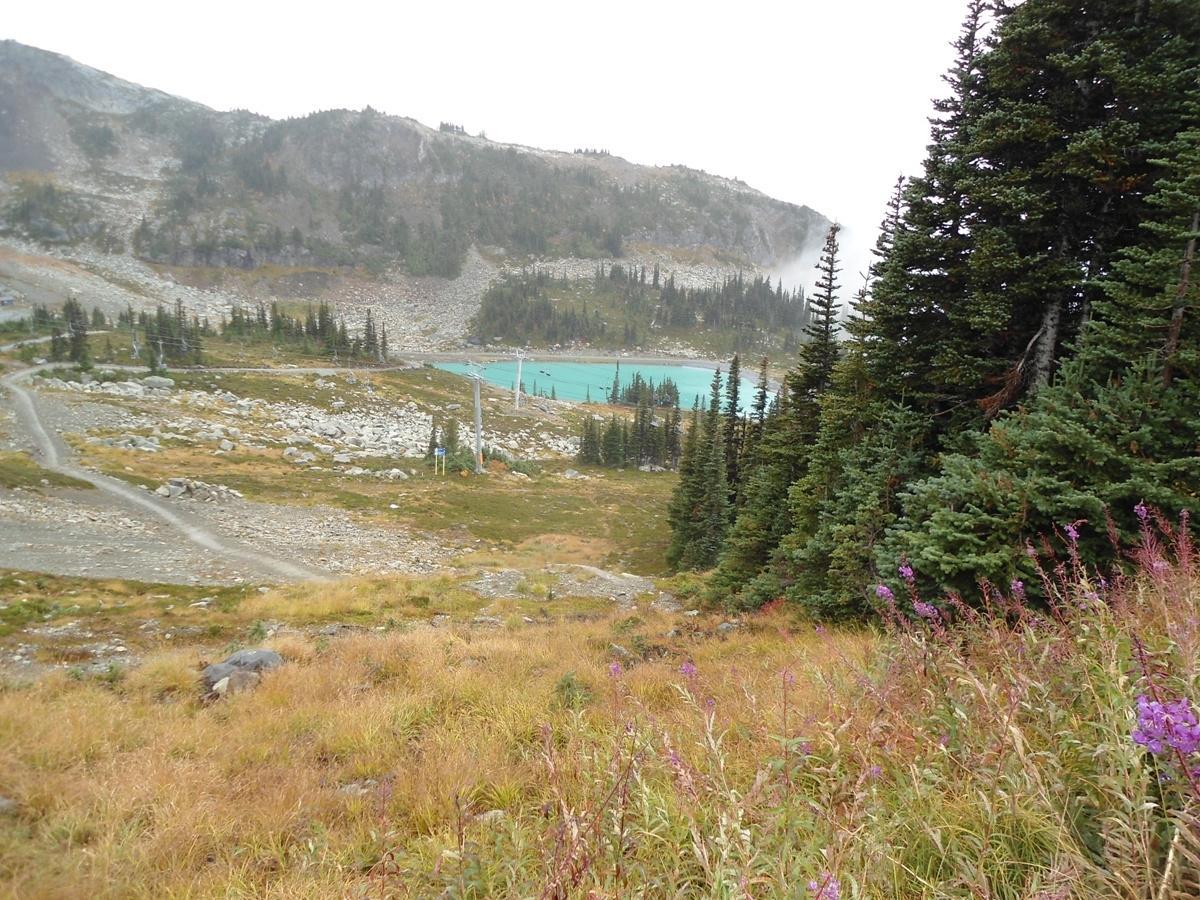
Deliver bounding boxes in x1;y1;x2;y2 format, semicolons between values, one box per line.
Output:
63;297;90;367
666;371;730;570
722;354;743;499
666;405;704;570
948;0;1200;412
798;225;842;397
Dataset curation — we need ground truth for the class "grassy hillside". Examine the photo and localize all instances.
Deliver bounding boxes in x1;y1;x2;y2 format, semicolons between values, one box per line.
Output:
0;524;1195;896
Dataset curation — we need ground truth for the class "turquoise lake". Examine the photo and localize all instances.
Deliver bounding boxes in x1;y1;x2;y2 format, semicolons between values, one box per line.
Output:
435;360;762;410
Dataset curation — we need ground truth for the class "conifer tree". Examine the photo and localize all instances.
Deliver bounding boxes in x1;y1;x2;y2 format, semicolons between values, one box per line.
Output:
798;225;842;398
443;419;459;455
860;0;985;426
666;404;704;569
947;0;1200;411
49;325;65;361
722;354;742;499
427;419;439;459
63;297;90;367
667;373;729;570
363;310;378;358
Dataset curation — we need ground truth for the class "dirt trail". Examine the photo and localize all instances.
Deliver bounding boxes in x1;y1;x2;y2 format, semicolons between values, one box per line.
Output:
1;366;322;582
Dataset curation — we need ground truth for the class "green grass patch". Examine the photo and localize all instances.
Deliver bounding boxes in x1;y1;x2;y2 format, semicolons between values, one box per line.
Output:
0;451;93;491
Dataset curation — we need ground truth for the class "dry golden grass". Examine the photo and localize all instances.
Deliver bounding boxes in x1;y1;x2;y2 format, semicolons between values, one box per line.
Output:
0;601;869;898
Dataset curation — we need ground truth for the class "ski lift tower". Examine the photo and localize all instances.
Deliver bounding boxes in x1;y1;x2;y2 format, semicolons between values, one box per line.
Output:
466;363;485;474
514;349;527;410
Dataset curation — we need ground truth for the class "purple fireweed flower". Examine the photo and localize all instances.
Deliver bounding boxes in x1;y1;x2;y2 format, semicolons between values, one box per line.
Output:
680;660;697;680
913;601;938;620
868;764;882;779
875;584;895;603
1132;694;1200;756
608;661;623;678
938;733;951;748
704;697;716;713
807;874;840;900
898;563;914;582
781;668;797;688
1064;523;1080;543
1011;579;1025;599
1135;501;1149;522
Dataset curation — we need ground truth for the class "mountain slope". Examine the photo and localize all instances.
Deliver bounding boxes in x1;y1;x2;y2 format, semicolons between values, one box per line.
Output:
0;40;829;278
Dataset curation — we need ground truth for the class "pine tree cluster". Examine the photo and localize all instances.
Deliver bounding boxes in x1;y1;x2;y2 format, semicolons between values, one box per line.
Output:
222;301;388;363
471;264;810;352
667;0;1200;617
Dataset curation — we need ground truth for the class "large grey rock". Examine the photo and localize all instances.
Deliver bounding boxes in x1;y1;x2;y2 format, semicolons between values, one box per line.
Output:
201;648;283;692
224;648;284;672
201;661;237;691
142;375;175;390
212;670;261;697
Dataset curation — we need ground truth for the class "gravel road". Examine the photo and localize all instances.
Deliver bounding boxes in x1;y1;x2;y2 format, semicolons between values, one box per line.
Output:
2;365;322;583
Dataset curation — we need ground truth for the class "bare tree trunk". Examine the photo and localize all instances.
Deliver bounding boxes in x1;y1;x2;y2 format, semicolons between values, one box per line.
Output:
1163;209;1199;386
1030;295;1063;392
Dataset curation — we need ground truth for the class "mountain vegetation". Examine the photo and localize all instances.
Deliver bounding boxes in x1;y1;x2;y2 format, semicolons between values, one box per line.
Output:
667;0;1200;617
0;40;829;278
472;265;810;353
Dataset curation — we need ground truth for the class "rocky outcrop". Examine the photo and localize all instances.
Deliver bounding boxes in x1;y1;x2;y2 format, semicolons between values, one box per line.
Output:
154;478;243;503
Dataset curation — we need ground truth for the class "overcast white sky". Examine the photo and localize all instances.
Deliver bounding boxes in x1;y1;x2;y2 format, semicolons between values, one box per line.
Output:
6;0;967;290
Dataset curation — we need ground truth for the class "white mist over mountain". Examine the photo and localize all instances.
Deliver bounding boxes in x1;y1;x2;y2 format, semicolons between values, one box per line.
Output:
767;223;874;312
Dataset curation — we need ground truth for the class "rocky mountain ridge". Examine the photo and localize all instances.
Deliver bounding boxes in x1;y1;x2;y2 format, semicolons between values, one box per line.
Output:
0;40;828;273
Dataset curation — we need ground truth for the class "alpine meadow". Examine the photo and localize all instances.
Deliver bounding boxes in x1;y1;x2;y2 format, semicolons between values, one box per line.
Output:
0;1;1198;897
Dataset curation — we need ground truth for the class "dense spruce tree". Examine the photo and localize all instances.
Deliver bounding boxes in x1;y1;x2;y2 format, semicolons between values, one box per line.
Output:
735;356;772;495
665;371;729;570
48;325;65;361
859;0;985;427
695;369;731;566
426;419;439;459
694;0;1199;614
666;404;704;570
945;0;1200;412
706;228;843;598
883;120;1200;597
797;225;842;397
442;419;459;455
771;184;923;613
63;297;90;367
363;310;378;358
722;354;743;501
1084;123;1200;385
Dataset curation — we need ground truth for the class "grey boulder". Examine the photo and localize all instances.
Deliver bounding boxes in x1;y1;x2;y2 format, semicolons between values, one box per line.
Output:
211;670;261;697
201;648;283;693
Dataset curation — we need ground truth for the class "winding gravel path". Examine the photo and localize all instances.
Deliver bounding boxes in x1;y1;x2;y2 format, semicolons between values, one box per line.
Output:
1;365;321;582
